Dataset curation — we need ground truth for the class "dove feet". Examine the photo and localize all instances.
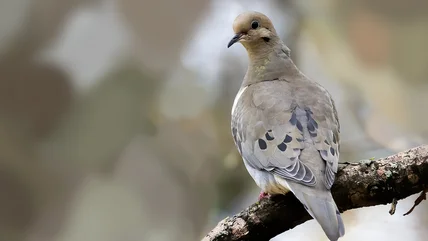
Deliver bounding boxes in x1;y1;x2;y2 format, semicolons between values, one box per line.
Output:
258;191;270;201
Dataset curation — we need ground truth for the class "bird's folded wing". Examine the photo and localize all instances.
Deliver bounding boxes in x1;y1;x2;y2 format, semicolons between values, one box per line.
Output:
232;82;340;189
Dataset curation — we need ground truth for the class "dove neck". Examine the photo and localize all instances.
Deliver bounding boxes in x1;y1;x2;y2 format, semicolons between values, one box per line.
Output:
243;42;303;86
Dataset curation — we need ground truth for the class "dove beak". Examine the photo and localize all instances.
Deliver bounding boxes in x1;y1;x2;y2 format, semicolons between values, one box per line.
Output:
228;33;244;48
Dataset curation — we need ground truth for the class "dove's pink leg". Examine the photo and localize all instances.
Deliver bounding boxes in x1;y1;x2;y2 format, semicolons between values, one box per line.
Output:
258;191;270;200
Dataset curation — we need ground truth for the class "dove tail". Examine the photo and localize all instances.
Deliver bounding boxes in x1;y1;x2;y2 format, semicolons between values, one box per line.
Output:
300;192;345;241
276;178;344;240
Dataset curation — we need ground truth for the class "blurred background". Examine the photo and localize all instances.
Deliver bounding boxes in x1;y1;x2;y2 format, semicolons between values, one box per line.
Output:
0;0;427;240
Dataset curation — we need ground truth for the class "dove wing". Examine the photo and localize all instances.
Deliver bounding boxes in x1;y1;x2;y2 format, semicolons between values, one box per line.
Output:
232;80;340;189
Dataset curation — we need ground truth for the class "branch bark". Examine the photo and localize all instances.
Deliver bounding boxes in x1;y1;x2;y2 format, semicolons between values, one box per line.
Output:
203;145;428;241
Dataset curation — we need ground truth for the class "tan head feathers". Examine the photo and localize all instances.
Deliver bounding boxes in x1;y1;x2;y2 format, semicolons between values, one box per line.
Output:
227;11;278;48
232;11;277;35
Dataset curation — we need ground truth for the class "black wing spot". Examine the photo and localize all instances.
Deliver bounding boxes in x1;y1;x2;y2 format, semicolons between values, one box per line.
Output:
306;111;318;138
307;122;315;132
265;131;274;141
277;143;287;152
258;139;267;150
306;109;318;128
308;117;318;129
306;110;319;137
330;147;335;156
283;135;292;143
324;140;329;145
290;112;297;125
296;120;303;132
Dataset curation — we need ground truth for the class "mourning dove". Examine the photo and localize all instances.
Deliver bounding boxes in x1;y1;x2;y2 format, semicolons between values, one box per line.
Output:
228;11;345;241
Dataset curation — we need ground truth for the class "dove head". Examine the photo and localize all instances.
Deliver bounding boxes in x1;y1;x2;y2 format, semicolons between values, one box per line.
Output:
227;11;279;51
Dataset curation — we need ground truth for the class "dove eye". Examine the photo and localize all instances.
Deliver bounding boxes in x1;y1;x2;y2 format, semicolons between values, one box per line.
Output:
251;21;259;29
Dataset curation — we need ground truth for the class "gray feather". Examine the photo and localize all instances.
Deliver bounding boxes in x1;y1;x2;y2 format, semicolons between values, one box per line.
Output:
281;180;345;241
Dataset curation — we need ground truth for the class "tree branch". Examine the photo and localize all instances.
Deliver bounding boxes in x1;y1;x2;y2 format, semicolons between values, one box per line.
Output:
203;145;428;241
